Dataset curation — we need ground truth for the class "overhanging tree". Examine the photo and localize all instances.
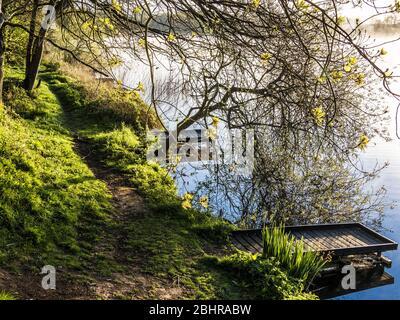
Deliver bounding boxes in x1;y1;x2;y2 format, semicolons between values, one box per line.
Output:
1;0;398;225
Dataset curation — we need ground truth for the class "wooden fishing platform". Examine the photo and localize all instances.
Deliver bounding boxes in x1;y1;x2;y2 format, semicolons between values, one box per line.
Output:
231;223;398;298
231;223;398;256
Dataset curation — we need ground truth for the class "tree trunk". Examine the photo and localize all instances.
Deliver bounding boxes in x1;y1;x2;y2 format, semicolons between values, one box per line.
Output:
0;53;4;106
0;1;5;105
24;27;47;92
24;0;61;92
23;0;39;90
0;27;6;106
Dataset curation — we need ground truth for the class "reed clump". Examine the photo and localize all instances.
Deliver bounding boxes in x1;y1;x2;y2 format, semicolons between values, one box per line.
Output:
262;223;327;284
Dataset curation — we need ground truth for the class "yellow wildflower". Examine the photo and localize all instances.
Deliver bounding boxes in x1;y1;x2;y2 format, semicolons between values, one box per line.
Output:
167;33;176;42
336;16;346;25
109;57;122;66
330;70;343;82
348;56;358;65
311;106;325;126
182;200;192;210
207;127;217;140
296;0;309;10
112;0;122;12
260;52;272;63
211;116;220;127
182;193;193;210
252;0;261;8
359;134;369;150
82;21;92;30
128;90;140;99
344;64;352;73
183;193;194;201
384;69;393;78
199;196;209;209
137;82;145;93
380;48;388;56
133;6;142;14
353;73;365;86
138;38;146;48
317;75;326;84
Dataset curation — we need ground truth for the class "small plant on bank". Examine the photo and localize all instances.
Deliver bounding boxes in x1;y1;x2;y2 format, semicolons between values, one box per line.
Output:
215;251;318;300
262;223;326;285
0;291;16;300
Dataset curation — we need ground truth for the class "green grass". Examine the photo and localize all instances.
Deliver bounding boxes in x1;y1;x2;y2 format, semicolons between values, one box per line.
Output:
0;67;112;268
40;68;181;211
119;207;242;299
39;67;250;299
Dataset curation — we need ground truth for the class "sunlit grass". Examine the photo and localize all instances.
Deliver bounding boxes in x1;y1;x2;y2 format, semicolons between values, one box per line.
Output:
0;67;111;267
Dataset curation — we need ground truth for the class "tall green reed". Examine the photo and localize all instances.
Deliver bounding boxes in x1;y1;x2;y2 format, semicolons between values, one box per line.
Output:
262;223;326;285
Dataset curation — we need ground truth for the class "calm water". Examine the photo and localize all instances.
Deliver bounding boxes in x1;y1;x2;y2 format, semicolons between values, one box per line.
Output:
338;117;400;299
338;26;400;299
338;140;400;299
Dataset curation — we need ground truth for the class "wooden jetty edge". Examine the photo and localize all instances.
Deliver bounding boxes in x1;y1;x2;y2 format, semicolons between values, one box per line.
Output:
231;222;398;257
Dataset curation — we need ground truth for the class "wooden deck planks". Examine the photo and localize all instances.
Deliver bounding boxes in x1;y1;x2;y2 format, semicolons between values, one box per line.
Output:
290;231;315;250
308;230;333;251
351;227;377;245
231;223;398;256
322;230;349;248
303;231;328;251
316;230;345;249
233;233;259;253
334;229;364;247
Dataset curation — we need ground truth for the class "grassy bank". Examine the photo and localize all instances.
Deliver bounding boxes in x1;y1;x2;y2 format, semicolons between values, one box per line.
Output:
40;64;243;299
0;63;318;299
1;67;111;267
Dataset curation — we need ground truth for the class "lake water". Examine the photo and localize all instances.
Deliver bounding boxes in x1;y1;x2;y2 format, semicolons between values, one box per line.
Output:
337;25;400;300
337;140;400;299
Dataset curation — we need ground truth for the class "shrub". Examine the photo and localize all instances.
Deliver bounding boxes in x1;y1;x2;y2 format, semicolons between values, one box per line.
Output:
217;251;318;300
45;62;61;72
6;26;28;66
